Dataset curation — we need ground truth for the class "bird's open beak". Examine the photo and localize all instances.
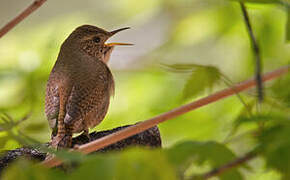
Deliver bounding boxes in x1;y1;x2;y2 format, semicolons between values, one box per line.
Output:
105;27;133;47
110;27;130;35
105;42;134;46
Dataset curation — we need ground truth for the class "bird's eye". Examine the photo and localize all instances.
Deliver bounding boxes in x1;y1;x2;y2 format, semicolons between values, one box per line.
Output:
93;37;100;43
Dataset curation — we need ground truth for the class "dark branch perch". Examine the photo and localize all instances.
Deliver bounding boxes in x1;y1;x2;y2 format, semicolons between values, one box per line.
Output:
0;124;161;173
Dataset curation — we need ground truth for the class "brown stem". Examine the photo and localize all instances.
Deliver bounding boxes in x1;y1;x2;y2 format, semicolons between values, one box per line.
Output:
41;66;289;168
0;0;47;39
201;151;257;179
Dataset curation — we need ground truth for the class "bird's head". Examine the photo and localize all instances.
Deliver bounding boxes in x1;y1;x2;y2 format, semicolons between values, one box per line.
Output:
63;25;132;63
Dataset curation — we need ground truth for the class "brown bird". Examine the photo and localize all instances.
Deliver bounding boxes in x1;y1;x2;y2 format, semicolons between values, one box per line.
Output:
45;25;132;149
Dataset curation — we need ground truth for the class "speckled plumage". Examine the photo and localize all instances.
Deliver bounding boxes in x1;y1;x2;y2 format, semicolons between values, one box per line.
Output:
45;25;127;149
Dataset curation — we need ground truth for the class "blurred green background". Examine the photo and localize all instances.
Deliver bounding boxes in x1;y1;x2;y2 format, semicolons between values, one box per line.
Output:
0;0;289;179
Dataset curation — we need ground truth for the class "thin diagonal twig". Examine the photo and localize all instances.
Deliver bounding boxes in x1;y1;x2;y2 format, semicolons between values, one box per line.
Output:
200;151;257;179
240;2;263;102
0;0;47;39
41;65;289;168
220;74;252;115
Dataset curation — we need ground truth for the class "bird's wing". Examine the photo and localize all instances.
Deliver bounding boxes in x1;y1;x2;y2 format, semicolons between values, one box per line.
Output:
64;60;114;128
45;77;60;131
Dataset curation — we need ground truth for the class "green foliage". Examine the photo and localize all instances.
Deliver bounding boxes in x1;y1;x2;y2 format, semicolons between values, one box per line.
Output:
227;112;290;179
0;113;33;148
69;149;177;180
231;0;290;42
0;113;24;132
3;148;176;180
3;159;66;180
234;114;288;127
183;66;220;100
166;141;243;179
257;120;290;179
3;141;243;180
271;74;290;107
164;64;221;100
70;155;119;180
113;149;177;180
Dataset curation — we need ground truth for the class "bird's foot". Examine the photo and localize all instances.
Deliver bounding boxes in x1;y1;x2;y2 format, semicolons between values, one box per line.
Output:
58;134;72;149
51;134;72;149
73;144;80;150
50;134;64;148
45;153;55;161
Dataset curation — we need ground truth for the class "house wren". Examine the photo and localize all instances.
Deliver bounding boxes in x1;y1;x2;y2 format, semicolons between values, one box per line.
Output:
45;25;132;149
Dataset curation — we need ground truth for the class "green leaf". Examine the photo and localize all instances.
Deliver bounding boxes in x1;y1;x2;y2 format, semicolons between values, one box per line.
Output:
162;63;221;100
2;159;66;180
70;155;117;180
115;149;177;180
71;148;177;180
182;66;221;100
54;150;86;163
166;141;243;180
258;120;290;179
271;73;290;107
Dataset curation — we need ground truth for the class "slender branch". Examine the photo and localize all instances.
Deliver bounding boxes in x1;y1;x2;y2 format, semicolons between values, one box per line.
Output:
240;3;263;102
220;74;252;115
201;151;257;179
0;0;47;39
41;66;289;168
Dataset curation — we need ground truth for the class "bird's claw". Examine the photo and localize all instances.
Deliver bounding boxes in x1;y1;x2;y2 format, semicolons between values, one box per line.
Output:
50;134;72;149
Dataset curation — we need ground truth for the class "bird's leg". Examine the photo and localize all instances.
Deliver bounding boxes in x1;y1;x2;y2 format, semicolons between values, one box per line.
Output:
54;87;73;149
80;116;91;141
46;90;72;159
45;133;66;161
